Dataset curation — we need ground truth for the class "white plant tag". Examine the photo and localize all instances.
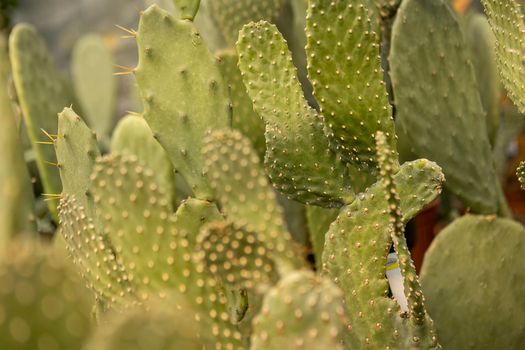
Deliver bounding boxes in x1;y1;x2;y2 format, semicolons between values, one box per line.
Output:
386;252;408;312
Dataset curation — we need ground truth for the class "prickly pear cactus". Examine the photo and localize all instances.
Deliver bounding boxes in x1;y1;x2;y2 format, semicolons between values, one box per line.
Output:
323;154;444;349
202;129;305;272
305;0;397;174
481;0;525;113
390;0;504;215
135;5;230;200
250;270;350;350
0;242;92;349
421;215;525;349
59;152;244;349
210;0;283;46
216;49;266;159
237;22;355;207
9;23;73;218
55;107;100;221
71;34;116;142
111;114;176;206
172;0;201;20
0;31;34;248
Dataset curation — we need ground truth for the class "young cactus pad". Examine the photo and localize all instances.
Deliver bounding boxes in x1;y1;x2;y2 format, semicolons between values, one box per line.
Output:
172;0;201;20
135;5;231;200
421;215;525;349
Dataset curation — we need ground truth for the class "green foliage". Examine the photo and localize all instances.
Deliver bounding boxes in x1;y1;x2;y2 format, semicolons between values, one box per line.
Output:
135;5;230;200
71;34;116;143
421;215;525;349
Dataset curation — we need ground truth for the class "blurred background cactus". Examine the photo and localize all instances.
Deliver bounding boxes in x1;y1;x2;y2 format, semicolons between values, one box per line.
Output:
1;0;525;349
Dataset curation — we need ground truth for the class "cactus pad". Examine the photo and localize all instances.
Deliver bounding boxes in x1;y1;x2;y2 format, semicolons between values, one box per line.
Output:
210;0;283;46
111;115;175;206
71;34;115;142
250;270;350;349
421;215;525;349
0;33;34;246
0;242;92;350
9;24;73;218
481;0;525;113
172;0;201;20
390;0;501;214
203;129;304;271
237;21;354;207
305;0;396;173
56;107;100;221
323;158;444;348
217;49;266;159
135;5;230;200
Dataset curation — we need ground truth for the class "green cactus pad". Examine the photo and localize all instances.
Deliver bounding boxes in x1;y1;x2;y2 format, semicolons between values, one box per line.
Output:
88;153;243;348
9;24;73;218
0;242;92;350
376;131;427;326
71;34;116;142
465;13;501;146
421;215;525;349
135;5;230;200
210;0;283;46
305;206;338;270
305;0;396;173
323;158;444;349
196;221;279;324
481;0;525;113
203;129;305;272
173;0;201;20
250;270;350;349
58;194;138;309
111;114;175;206
84;301;207;350
56;107;100;221
237;21;354;207
0;33;34;247
390;0;501;214
217;49;266;159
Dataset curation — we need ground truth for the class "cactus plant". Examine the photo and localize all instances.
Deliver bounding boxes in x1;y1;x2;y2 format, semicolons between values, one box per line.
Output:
421;215;525;349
